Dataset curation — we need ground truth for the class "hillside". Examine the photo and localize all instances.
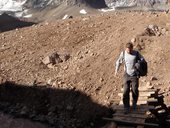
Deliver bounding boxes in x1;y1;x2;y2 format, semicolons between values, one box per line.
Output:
1;0;170;22
1;11;170;127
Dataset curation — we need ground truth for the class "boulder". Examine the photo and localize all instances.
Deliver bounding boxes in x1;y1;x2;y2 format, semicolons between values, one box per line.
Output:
144;24;168;36
42;52;63;65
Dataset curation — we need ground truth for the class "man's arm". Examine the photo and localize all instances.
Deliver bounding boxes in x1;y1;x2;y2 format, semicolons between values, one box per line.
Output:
115;51;124;76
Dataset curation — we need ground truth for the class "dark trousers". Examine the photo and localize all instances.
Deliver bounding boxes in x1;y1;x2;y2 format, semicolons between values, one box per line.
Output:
123;73;139;109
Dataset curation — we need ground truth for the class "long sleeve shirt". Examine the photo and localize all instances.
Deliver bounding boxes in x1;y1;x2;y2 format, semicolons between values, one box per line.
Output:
115;50;144;76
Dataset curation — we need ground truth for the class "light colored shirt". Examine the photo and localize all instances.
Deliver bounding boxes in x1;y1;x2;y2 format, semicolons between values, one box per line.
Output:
115;50;144;76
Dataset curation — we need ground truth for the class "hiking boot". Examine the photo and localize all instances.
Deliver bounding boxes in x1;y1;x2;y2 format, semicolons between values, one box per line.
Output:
124;108;130;114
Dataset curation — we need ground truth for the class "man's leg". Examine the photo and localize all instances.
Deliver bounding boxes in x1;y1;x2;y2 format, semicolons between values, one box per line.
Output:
131;77;139;110
123;74;130;112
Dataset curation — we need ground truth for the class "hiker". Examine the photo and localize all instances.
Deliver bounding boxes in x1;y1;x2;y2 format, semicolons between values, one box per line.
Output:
115;42;146;114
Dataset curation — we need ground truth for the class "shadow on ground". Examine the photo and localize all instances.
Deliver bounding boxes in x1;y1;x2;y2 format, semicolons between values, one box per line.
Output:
0;81;111;128
0;13;35;33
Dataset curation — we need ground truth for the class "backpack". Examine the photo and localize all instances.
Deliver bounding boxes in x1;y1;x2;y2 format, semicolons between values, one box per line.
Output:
123;51;148;77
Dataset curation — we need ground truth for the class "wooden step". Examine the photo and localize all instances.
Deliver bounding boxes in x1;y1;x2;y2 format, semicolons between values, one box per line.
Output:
120;85;154;91
118;91;156;97
118;126;135;128
139;85;154;90
119;98;157;105
137;126;144;128
155;105;162;110
109;116;145;125
103;118;159;127
112;105;155;112
113;116;146;128
115;109;146;115
113;113;147;119
158;109;166;114
119;96;157;101
120;88;157;92
119;100;148;105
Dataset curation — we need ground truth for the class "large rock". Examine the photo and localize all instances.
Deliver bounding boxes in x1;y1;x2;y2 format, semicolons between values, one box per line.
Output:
60;54;70;62
143;25;168;36
42;52;63;65
42;52;70;66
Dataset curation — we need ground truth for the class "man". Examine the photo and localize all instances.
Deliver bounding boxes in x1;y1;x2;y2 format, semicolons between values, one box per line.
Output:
115;42;145;114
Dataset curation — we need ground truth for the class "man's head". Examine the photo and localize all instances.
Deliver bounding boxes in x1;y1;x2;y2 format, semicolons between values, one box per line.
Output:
125;42;133;54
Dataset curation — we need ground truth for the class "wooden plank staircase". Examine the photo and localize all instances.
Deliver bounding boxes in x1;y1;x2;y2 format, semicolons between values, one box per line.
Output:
103;83;160;128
